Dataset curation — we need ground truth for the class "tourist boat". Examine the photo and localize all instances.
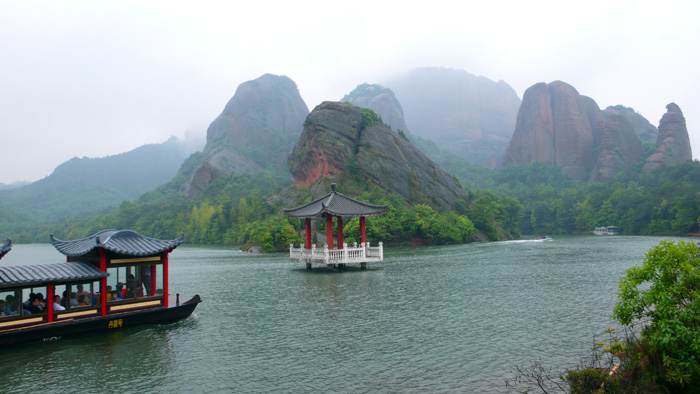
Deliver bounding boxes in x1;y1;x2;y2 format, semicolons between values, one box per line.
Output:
593;226;621;235
0;230;201;346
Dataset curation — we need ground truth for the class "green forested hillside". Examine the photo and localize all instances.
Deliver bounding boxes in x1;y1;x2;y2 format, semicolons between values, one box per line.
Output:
0;137;192;222
2;133;698;248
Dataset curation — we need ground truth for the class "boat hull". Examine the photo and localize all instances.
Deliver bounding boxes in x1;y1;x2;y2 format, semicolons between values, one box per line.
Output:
0;294;201;346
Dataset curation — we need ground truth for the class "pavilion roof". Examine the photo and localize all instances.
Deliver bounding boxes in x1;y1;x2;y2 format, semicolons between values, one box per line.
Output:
0;239;11;261
284;185;388;219
50;230;184;258
0;261;108;289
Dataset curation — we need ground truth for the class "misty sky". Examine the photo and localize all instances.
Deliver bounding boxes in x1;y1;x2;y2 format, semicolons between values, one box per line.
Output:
1;0;698;184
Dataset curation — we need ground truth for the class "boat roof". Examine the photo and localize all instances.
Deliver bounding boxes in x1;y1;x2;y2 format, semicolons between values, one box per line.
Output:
0;261;108;289
0;239;10;261
284;185;388;219
50;230;184;258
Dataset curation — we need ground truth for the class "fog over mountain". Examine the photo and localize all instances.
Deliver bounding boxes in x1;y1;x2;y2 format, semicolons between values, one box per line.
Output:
1;2;698;183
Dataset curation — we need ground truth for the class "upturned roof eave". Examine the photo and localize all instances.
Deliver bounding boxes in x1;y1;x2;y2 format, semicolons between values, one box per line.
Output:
283;191;388;218
50;230;184;258
0;239;11;260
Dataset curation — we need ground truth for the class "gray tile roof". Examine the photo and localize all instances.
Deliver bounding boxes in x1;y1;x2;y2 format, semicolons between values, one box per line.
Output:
0;239;10;261
284;187;388;219
0;261;108;289
50;230;184;258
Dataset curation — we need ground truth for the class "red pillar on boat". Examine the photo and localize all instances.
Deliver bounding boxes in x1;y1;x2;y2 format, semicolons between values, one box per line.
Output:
337;217;344;249
47;282;55;322
163;252;169;307
360;216;366;244
99;248;107;316
305;218;312;249
326;214;334;249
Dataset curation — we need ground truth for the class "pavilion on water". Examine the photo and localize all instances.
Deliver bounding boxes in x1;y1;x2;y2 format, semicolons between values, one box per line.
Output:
284;184;388;270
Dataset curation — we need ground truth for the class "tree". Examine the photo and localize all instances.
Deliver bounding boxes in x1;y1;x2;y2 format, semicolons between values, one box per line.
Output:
613;240;700;389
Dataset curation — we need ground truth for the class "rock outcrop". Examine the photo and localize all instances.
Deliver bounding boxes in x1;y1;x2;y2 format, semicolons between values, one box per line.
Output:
503;81;646;181
288;102;468;210
642;103;692;173
385;67;521;168
603;105;658;143
341;84;408;133
590;114;642;181
502;81;597;179
180;74;309;196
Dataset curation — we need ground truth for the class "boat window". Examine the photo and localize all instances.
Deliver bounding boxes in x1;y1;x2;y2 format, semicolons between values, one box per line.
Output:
54;284;67;311
65;282;98;308
107;264;163;301
0;290;21;317
21;286;48;315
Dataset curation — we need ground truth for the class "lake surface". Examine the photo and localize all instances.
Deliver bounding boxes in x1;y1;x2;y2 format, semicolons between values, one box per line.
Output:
0;235;690;393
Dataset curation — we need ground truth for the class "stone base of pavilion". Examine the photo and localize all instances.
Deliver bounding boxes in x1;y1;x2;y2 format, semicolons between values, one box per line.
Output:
289;242;383;270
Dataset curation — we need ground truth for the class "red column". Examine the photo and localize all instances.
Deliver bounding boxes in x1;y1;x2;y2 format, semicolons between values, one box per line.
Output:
337;217;344;249
360;216;366;244
163;252;169;307
326;214;334;249
99;249;107;317
305;218;312;249
47;282;55;322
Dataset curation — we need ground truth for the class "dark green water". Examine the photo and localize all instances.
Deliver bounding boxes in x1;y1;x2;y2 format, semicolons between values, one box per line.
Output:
0;236;690;393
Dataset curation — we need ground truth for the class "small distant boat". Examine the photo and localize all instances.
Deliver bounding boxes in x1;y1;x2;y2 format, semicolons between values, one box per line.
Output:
593;226;621;235
534;236;553;242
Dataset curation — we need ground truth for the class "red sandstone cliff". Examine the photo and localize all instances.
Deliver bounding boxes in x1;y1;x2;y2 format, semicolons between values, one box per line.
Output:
642;103;693;173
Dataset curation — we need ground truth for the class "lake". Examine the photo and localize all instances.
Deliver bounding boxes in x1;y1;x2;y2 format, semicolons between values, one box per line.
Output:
0;235;689;393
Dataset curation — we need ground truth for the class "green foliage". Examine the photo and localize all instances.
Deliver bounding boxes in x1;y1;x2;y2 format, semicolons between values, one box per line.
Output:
566;367;621;393
613;240;700;389
340;195;476;246
357;107;383;130
397;129;409;141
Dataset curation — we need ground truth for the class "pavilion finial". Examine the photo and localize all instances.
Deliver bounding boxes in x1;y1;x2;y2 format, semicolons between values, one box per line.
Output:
331;183;337;192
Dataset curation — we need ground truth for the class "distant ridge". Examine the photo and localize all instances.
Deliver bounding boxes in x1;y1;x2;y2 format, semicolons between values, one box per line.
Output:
0;136;195;221
385;67;521;169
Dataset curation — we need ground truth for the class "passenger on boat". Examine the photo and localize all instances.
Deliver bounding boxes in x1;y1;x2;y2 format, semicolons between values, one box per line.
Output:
77;295;88;306
26;295;45;314
61;291;71;309
4;295;15;315
53;295;65;311
0;300;5;316
69;292;78;307
125;274;136;299
23;292;35;310
109;291;119;301
75;285;92;305
104;286;114;301
140;265;152;296
36;293;46;308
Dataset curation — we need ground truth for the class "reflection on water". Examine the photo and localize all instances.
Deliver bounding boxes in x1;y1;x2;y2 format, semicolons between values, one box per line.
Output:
0;236;689;393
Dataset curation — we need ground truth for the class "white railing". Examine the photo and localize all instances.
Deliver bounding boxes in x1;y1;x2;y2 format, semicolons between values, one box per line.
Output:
289;242;384;264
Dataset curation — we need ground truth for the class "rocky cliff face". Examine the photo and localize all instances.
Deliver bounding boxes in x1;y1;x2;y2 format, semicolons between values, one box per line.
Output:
602;105;658;143
642;103;692;173
503;81;644;181
341;84;408;133
502;81;597;179
590;114;642;181
288;102;468;210
180;74;309;196
385;67;521;169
